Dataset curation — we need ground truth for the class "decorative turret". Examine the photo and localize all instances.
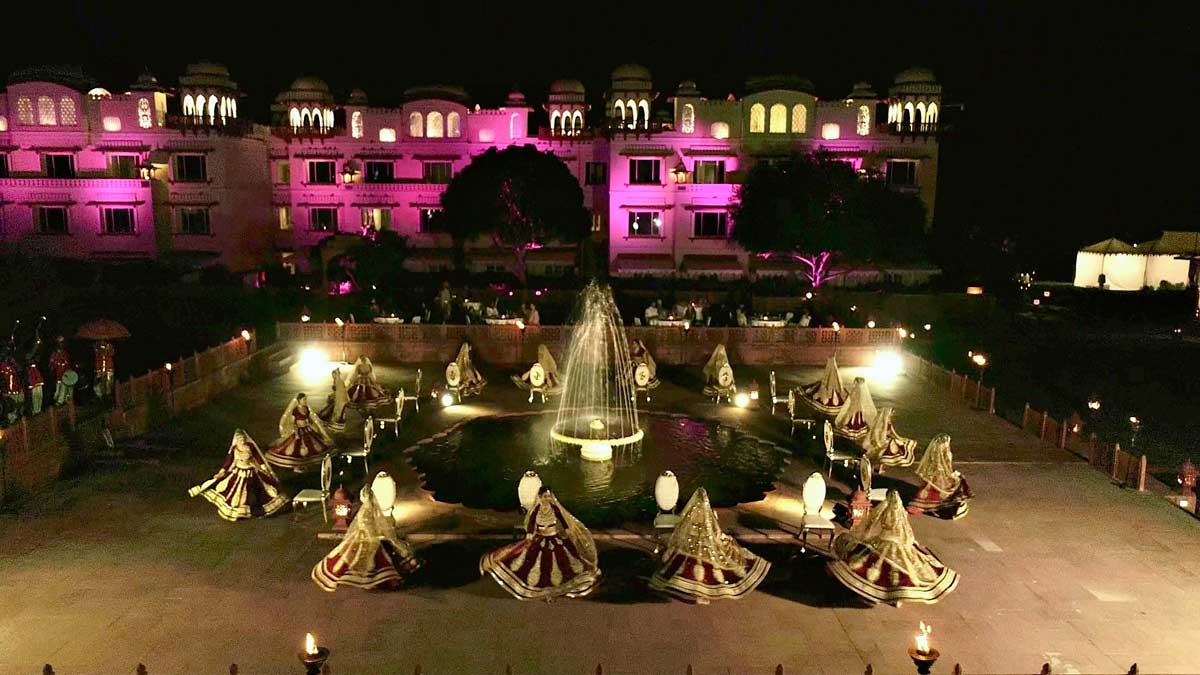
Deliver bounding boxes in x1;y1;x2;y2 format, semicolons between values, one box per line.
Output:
179;61;240;125
545;79;587;136
272;75;336;132
887;67;941;134
846;81;879;137
672;80;704;134
607;64;654;130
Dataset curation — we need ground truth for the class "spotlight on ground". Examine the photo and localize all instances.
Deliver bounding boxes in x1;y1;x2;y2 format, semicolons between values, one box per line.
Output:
872;349;903;381
734;391;750;408
441;392;456;407
298;347;331;380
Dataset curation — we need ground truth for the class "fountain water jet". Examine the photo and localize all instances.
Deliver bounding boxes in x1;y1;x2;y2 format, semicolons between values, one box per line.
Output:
552;281;642;461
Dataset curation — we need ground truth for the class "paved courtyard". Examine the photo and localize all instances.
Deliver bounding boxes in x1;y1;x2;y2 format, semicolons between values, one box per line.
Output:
0;354;1197;674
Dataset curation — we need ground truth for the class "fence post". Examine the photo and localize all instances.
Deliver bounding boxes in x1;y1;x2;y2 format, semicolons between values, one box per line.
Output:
1022;403;1030;431
975;378;982;409
988;387;996;414
1088;433;1098;465
1111;443;1122;481
1137;455;1147;492
1058;421;1067;449
1039;411;1049;441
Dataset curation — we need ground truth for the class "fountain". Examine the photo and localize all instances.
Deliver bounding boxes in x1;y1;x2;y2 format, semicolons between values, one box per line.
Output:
551;281;643;461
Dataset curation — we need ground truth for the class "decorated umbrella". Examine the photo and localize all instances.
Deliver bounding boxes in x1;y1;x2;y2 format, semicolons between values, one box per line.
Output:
75;319;131;341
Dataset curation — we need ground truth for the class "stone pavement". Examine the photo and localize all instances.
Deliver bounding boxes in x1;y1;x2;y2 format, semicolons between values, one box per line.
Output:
0;356;1196;675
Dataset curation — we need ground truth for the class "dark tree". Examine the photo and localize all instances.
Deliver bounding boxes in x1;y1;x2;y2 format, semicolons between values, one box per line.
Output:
730;152;926;286
440;145;589;285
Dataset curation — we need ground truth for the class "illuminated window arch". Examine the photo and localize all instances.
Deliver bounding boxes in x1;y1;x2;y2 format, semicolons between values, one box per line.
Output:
195;95;206;121
229;98;237;118
790;104;807;133
903;102;914;131
138;98;152;129
926;102;939;125
626;99;638;129
681;103;695;133
915;101;926;130
749;103;765;133
856;105;870;136
710;121;730;139
510;112;522;139
351;111;363;138
768;103;786;133
183;95;195;118
639;99;649;129
208;96;218;124
301;107;311;128
427;111;444;138
311;107;323;130
447;111;461;137
550;110;561;134
16;97;34;125
289;107;301;129
59;97;77;126
37;96;56;125
324;109;333;129
572;110;582;134
409;112;424;137
613;100;624;126
219;97;227;123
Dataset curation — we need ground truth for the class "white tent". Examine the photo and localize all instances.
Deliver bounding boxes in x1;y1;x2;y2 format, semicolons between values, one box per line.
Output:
1138;231;1200;289
1073;238;1145;290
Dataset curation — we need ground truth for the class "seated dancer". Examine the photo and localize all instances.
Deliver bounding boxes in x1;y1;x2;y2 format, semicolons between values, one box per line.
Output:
833;377;877;440
511;344;563;394
701;344;736;401
827;490;959;606
908;434;973;520
862;406;917;469
313;482;422;591
480;487;600;601
265;393;336;471
346;356;391;409
650;488;770;603
450;341;486;395
799;355;848;415
317;367;350;432
629;338;660;390
188;429;288;521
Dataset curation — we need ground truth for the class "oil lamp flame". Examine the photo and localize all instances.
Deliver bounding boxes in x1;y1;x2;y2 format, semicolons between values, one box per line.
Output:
305;633;318;655
915;622;932;655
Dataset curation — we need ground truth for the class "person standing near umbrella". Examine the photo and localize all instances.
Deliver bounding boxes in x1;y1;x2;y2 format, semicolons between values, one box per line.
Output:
94;340;115;399
48;336;72;406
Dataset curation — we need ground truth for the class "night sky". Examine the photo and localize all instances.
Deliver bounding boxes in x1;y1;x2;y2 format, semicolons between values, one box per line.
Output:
4;1;1194;278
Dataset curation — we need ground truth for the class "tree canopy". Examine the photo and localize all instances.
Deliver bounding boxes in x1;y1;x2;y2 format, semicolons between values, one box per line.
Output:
730;152;927;285
440;145;589;284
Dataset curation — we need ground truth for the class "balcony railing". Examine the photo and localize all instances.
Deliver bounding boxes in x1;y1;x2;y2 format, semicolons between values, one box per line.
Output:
0;177;148;188
271;125;346;140
877;121;941;139
164;115;255;136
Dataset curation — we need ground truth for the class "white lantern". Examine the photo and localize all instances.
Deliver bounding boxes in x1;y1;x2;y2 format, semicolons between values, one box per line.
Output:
517;471;542;511
654;471;680;513
370;471;397;518
801;472;826;515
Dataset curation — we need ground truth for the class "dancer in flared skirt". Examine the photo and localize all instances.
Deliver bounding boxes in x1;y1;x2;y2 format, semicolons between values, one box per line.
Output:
908;434;973;520
827;491;959;605
265;393;336;471
317;367;350;432
346;356;391;409
480;487;600;601
862;406;917;469
701;344;736;400
511;344;563;396
312;483;422;591
189;430;288;521
649;488;770;603
799;356;848;415
833;377;877;440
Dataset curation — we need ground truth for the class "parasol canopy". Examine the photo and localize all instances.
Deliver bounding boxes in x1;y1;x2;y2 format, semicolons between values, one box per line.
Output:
75;319;131;341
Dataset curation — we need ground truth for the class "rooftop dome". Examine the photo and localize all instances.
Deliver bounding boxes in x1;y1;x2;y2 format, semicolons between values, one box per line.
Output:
549;79;586;95
894;67;937;85
7;65;98;92
745;74;815;95
289;76;331;93
403;84;471;105
180;62;238;92
87;87;112;99
188;62;230;77
130;70;164;91
675;80;701;97
505;86;528;107
347;88;369;105
611;64;652;90
847;81;877;99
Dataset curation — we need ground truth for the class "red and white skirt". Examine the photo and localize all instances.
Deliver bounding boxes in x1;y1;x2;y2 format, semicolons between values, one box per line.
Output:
480;534;599;600
649;551;771;603
827;541;959;606
318;397;349;432
265;427;332;470
800;383;846;415
347;381;390;409
188;467;288;522
835;412;870;440
312;539;421;592
908;478;973;520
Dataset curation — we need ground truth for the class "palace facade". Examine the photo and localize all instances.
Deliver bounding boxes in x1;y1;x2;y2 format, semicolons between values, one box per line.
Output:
0;63;942;279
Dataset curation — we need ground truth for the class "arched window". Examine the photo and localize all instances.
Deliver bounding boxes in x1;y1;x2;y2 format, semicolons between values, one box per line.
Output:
915;102;926;130
208;96;218;124
887;103;895;124
410;112;424;138
301;107;311;129
903;102;914;132
229;98;237;118
426;111;444;138
311;107;323;130
926;102;939;125
639;99;649;129
194;95;206;121
510;112;522;139
614;101;625;126
183;95;195;118
710;121;730;139
626;99;638;129
790;104;807;133
138;98;152;129
324;109;334;129
219;97;227;123
681;103;695;134
59;97;77;126
768;103;786;133
351;111;364;138
820;123;840;140
749;103;765;133
572;110;583;134
289;108;300;129
16;97;34;125
37;96;56;125
550;110;561;135
447;111;461;138
856;105;870;136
